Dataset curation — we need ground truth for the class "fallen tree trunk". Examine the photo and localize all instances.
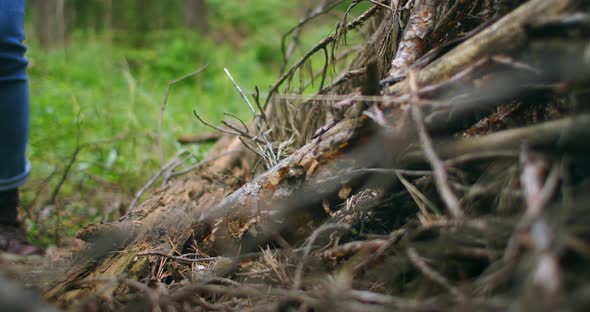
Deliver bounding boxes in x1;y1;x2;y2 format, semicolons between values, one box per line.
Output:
43;0;590;310
385;0;577;93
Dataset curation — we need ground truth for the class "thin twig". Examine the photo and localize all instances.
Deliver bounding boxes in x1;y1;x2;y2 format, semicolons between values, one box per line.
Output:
177;132;222;144
128;149;191;212
349;289;432;310
321;239;388;260
444;150;519;167
407;247;466;301
193;284;319;306
351;168;433;176
519;150;562;294
165;150;241;182
369;0;394;11
221;120;253;140
225;68;278;166
193;110;244;137
408;70;464;218
280;0;346;72
157;65;208;167
224;68;258;117
238;136;267;161
47;110;83;206
252;86;268;123
137;251;221;264
319;46;330;92
44;129;129;208
265;4;382;108
223;112;249;134
294;224;353;288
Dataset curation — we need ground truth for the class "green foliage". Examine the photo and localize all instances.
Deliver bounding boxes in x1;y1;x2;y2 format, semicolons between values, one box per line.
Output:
21;0;359;246
207;0;295;31
22;1;310;245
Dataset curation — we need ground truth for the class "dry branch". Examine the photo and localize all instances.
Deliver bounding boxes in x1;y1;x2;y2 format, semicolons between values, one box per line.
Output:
177;132;221;144
39;1;590;310
387;0;439;81
386;0;578;94
264;3;384;108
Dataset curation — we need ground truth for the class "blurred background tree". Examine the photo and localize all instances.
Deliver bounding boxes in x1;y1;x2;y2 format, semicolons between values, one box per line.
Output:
31;0;67;50
181;0;209;34
31;0;211;48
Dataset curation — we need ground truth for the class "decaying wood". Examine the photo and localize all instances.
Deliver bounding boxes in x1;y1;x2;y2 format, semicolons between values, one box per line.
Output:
47;110;590;305
44;135;247;305
386;0;578;94
38;0;590;310
387;0;439;81
435;116;590;158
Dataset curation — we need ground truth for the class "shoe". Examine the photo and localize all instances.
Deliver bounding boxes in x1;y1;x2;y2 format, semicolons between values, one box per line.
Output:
0;189;43;256
0;189;19;225
0;223;43;256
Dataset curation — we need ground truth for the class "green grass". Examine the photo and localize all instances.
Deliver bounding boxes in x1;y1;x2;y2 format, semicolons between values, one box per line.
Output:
19;0;365;246
21;4;310;245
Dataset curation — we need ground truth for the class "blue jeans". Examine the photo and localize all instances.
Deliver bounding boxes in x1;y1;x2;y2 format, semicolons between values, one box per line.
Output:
0;0;30;191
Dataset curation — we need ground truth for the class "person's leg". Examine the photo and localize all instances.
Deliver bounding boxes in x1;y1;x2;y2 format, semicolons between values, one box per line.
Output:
0;0;30;189
0;0;41;255
0;80;29;227
0;81;30;195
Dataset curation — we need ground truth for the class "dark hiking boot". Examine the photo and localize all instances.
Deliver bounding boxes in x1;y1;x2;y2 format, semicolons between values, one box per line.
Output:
0;188;18;225
0;189;43;256
0;224;43;255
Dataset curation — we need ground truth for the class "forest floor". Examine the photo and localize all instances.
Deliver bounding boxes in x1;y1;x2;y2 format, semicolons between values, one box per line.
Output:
3;1;590;311
20;1;334;247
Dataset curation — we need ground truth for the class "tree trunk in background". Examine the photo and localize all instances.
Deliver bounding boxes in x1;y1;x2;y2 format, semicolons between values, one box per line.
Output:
181;0;209;34
104;0;112;32
32;0;66;50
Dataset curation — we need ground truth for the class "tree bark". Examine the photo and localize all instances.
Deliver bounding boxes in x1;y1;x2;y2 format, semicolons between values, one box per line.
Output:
181;0;209;34
32;0;67;50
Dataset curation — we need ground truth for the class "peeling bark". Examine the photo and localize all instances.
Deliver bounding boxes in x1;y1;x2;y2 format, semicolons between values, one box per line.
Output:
388;0;438;81
386;0;577;94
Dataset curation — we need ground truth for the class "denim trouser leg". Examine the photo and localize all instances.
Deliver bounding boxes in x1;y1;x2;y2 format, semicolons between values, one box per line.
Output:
0;0;30;191
0;81;30;191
